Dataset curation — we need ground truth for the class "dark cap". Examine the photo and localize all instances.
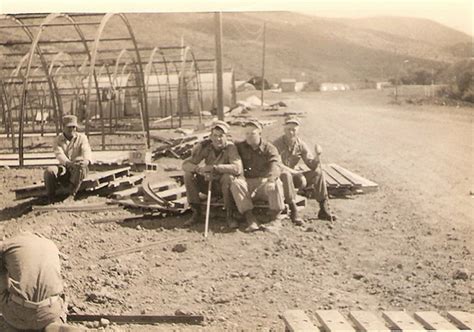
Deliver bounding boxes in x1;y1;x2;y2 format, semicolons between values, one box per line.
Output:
211;120;230;134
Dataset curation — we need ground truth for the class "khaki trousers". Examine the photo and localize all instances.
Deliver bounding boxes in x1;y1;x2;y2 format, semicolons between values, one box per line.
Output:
230;177;285;214
280;166;328;203
44;163;88;197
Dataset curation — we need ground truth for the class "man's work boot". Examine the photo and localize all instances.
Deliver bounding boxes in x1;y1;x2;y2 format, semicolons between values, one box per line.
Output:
184;204;202;226
318;199;336;221
226;208;239;229
267;209;282;222
244;210;259;232
288;201;304;226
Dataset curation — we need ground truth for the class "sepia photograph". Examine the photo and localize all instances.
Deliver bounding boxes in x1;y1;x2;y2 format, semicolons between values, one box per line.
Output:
0;0;472;330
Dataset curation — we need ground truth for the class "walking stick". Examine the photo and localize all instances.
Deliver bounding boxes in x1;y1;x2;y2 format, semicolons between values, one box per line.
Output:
204;171;213;238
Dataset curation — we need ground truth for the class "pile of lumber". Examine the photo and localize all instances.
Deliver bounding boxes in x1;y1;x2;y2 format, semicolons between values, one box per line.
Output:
321;164;378;196
152;133;209;160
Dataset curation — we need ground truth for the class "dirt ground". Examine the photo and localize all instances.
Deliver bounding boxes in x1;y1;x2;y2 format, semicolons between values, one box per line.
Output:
0;89;472;331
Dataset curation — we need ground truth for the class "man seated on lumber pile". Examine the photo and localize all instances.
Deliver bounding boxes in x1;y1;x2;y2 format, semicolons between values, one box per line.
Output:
0;232;83;332
43;115;91;202
230;120;285;232
273;116;336;222
182;120;243;229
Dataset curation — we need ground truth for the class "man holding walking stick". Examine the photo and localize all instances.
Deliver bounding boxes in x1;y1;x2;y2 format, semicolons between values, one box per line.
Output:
182;121;243;229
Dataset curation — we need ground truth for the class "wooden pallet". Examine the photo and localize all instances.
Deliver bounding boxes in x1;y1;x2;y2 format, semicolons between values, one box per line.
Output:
321;163;378;195
283;309;473;332
13;167;132;200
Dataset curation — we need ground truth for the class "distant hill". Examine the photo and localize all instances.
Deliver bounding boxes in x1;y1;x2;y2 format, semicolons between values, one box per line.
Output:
0;12;471;84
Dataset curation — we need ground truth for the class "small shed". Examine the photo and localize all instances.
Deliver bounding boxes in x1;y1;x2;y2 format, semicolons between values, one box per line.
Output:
280;79;297;92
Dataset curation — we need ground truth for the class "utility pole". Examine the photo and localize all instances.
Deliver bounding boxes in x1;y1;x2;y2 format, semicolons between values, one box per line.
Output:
214;12;224;121
260;22;266;108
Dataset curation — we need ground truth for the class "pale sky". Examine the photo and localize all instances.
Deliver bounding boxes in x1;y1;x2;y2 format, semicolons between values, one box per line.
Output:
1;0;472;35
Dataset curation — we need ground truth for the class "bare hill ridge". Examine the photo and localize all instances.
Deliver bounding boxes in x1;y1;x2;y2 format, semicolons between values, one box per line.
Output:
1;12;471;83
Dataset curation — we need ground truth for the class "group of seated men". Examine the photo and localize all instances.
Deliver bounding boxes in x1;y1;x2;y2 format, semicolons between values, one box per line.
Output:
42;114;335;233
182;117;336;232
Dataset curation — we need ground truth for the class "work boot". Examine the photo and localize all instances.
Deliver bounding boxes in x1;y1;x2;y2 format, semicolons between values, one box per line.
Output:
318;199;336;221
184;204;202;226
226;208;239;229
267;209;282;222
288;201;304;226
244;210;259;232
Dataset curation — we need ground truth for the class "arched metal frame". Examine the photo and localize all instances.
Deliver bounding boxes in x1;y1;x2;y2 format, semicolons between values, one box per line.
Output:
0;13;220;166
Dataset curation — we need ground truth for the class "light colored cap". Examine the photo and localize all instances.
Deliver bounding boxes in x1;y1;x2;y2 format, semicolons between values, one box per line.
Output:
63;115;78;127
244;119;262;130
211;120;230;134
284;116;300;126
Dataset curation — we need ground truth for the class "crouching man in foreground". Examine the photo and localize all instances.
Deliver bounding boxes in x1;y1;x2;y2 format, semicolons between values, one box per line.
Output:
182;121;243;229
0;232;82;331
43;115;91;202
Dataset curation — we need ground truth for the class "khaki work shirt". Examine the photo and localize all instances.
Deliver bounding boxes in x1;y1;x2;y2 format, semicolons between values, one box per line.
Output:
236;139;281;179
273;135;319;170
182;140;242;176
0;233;63;302
53;132;92;165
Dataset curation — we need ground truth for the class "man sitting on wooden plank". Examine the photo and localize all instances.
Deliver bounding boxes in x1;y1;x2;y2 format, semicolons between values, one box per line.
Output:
231;120;286;232
273;116;336;222
182;120;243;229
43;115;91;202
0;232;82;332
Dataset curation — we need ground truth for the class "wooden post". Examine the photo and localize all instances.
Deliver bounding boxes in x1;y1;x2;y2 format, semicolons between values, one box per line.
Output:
260;22;266;108
214;12;224;121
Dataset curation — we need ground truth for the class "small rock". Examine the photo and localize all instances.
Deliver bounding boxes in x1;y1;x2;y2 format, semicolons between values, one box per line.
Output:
353;272;364;280
100;318;110;327
175;308;194;316
305;226;315;232
453;268;470;281
172;243;187;253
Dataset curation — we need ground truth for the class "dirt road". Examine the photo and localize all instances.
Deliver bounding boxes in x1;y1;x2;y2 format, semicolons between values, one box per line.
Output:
0;89;472;331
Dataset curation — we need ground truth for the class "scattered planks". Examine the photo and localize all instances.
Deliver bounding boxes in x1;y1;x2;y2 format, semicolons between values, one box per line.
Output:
282;310;473;332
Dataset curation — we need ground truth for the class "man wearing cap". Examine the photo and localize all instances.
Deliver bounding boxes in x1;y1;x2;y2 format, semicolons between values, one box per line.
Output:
230;120;285;232
273;116;336;222
43;115;91;201
0;232;76;331
182;120;243;229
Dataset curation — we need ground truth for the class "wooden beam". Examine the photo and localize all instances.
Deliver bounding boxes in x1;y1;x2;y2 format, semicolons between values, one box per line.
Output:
382;311;426;331
349;311;390;332
414;311;459;331
67;313;204;325
32;203;122;213
447;311;474;330
315;310;355;332
283;310;319;332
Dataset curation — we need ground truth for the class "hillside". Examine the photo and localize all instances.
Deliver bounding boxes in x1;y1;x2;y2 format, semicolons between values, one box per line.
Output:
0;12;471;83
